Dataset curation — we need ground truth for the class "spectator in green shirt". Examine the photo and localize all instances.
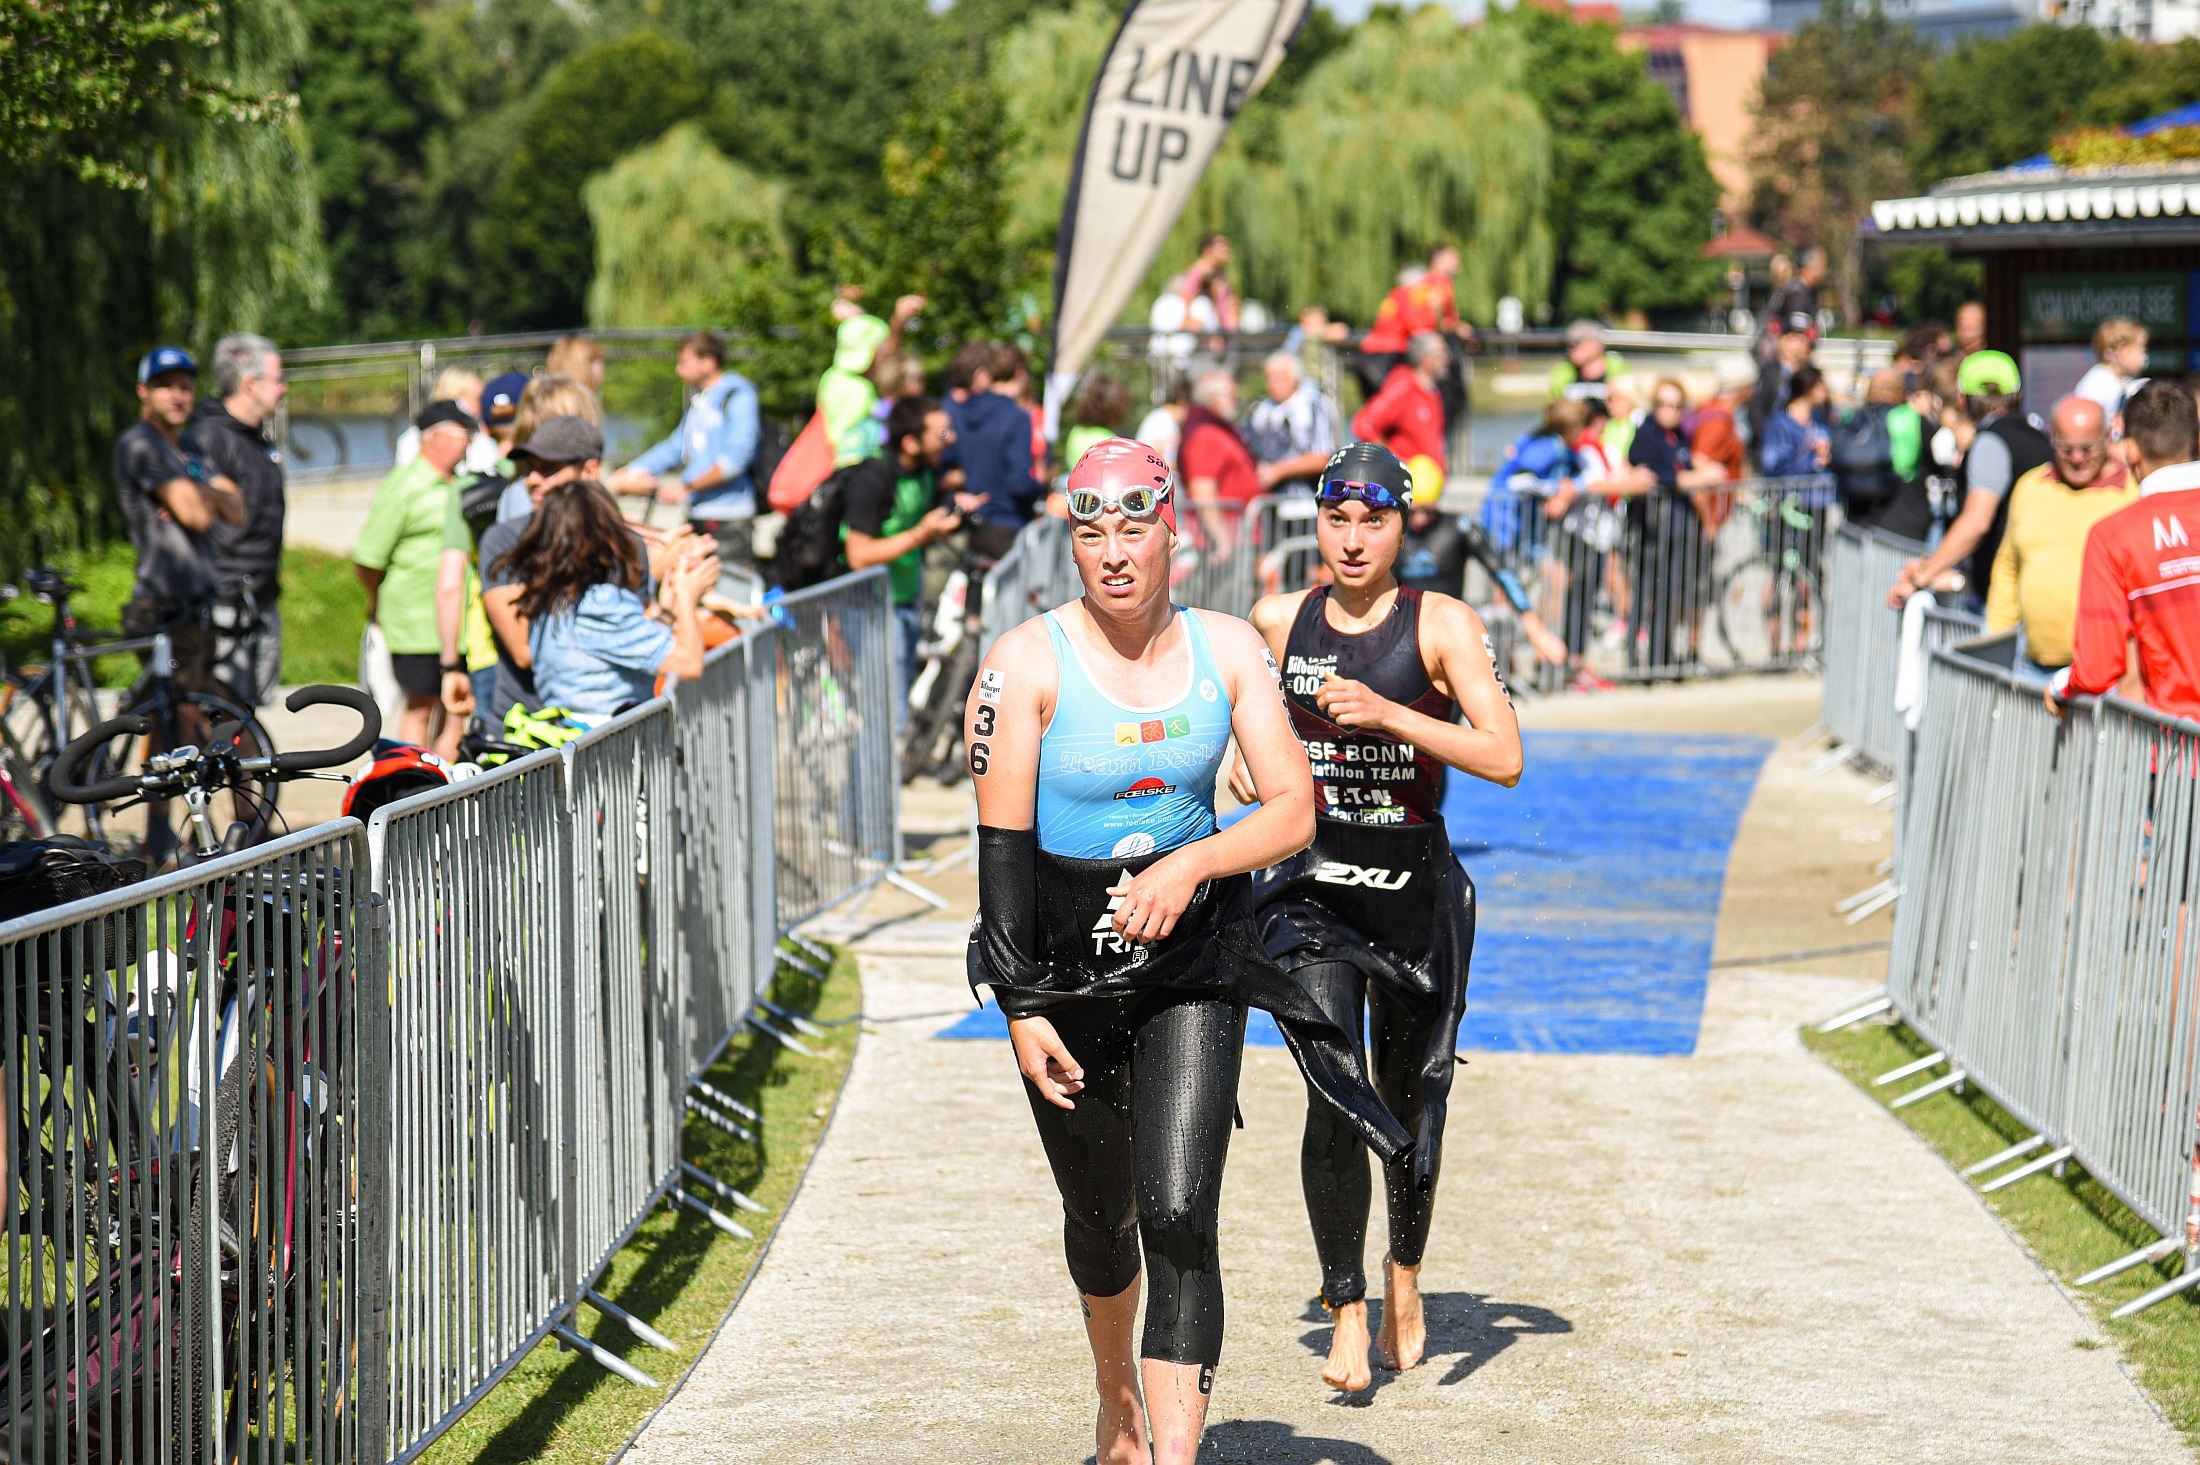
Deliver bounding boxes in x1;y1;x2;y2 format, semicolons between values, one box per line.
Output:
1548;319;1628;402
355;400;473;756
820;291;925;467
840;395;961;694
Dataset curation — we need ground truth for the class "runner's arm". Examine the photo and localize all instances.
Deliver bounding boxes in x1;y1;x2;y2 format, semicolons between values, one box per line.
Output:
965;623;1084;1107
1315;596;1521;788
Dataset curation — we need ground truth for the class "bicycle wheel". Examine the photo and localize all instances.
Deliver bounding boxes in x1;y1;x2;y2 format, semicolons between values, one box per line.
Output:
6;674;99;838
1715;557;1783;670
87;688;277;864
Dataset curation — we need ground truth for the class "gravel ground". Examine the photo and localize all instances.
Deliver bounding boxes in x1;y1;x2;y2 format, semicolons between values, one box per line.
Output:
624;676;2188;1463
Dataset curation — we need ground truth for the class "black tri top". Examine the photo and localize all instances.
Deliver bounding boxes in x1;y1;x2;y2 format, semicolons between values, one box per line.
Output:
1282;585;1458;827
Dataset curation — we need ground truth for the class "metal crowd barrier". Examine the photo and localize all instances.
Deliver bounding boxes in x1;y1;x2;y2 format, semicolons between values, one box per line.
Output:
2;593;899;1461
1820;525;1928;775
1477;474;1842;683
769;569;913;928
673;627;779;1077
1;823;374;1465
1879;642;2200;1315
366;749;575;1457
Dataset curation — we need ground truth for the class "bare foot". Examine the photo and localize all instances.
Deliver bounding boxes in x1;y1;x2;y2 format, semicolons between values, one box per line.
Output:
1322;1300;1373;1391
1376;1255;1426;1371
1094;1386;1149;1465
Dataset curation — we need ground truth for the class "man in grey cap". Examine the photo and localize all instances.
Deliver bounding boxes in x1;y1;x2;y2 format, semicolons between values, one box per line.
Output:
437;414;604;730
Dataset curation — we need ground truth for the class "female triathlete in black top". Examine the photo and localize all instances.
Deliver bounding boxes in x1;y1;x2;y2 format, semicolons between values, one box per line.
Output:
1235;441;1523;1391
967;439;1411;1465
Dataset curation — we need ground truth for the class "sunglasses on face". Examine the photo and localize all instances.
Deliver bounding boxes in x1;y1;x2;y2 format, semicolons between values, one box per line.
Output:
1317;479;1406;511
1067;483;1169;522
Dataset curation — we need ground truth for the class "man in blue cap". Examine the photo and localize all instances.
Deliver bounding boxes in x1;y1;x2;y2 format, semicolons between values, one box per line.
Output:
113;346;246;698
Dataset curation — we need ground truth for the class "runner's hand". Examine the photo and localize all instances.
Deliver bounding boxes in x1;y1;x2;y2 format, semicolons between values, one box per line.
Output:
1009;1016;1084;1109
1108;849;1205;944
1316;674;1397;733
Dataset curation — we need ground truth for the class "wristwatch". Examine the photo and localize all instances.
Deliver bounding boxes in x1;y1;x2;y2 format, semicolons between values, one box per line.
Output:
440;659;464;676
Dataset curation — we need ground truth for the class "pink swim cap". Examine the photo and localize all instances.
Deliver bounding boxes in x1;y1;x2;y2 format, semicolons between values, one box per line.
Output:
1066;437;1177;532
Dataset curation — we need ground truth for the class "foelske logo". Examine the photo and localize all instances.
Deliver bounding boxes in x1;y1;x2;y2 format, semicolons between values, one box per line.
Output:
1312;860;1412;890
1114;777;1178;800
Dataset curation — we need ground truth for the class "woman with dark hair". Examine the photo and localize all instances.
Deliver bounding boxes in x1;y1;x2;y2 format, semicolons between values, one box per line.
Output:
488;480;719;726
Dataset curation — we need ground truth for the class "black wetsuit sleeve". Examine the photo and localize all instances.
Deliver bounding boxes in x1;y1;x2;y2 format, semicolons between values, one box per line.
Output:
1459;519;1533;615
976;824;1050;1017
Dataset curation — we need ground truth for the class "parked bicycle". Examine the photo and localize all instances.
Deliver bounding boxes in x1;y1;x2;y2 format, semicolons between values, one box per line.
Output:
1;568;276;866
2;686;378;1462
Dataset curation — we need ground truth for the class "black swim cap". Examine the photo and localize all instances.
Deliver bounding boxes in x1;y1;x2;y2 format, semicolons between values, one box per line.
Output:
1318;441;1414;499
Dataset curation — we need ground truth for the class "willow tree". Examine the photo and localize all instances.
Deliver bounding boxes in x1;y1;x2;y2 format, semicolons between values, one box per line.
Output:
993;2;1552;329
584;122;790;328
0;0;322;564
1180;7;1553;325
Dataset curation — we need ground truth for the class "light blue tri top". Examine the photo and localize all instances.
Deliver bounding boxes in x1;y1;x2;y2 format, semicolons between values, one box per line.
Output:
1035;607;1234;860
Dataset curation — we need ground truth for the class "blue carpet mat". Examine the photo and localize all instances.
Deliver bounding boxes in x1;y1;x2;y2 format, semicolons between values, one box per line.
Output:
938;729;1770;1057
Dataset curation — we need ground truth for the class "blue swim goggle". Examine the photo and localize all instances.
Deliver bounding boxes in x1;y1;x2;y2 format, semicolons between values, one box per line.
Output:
1317;478;1407;510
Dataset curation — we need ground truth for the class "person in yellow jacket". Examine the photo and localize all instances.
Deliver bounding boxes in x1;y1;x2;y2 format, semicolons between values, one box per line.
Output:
1987;395;2137;679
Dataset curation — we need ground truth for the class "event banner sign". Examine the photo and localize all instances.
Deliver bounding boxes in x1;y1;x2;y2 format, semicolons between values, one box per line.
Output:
1049;0;1313;379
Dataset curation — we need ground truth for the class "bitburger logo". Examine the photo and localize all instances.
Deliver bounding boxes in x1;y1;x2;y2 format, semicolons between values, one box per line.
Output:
1114;776;1178;800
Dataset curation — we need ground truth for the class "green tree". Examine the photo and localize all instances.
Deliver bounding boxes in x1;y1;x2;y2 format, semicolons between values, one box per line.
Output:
869;72;1021;355
1185;7;1553;325
475;30;708;329
290;0;447;339
0;0;323;563
1911;24;2118;184
1749;0;1928;324
389;0;587;331
0;0;296;187
598;0;946;246
1494;3;1722;321
585;122;790;328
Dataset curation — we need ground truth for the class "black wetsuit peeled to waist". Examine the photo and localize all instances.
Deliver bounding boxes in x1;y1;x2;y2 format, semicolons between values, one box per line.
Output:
1258;584;1475;1308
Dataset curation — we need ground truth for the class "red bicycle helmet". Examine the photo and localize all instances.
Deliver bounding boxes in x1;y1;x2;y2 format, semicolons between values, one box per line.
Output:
1066;438;1178;533
342;741;453;824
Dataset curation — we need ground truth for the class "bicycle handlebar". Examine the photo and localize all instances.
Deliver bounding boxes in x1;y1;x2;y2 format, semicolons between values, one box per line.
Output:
272;685;380;772
47;685;381;807
49;716;153;804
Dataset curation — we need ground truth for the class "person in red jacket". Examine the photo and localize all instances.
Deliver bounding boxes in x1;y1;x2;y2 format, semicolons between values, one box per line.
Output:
2052;380;2200;721
1352;333;1449;471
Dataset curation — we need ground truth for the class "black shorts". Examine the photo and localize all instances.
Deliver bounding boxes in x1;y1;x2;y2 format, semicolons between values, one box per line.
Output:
389;653;443;698
121;597;221;697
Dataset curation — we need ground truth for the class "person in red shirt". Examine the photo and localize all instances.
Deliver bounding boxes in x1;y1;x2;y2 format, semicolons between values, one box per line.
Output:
1353;334;1450;471
1179;368;1262;550
1356;248;1469;401
2053;380;2200;721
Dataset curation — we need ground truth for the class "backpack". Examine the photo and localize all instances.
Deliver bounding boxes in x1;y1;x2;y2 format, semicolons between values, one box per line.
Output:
749;416;795;499
1830;405;1898;510
460;473;513;548
771;465;855;590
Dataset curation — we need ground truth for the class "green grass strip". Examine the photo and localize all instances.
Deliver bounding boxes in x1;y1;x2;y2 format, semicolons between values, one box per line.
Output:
417;950;861;1465
1807;1020;2200;1442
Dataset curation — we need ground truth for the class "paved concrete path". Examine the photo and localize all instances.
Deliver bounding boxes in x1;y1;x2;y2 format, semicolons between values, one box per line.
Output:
627;678;2187;1463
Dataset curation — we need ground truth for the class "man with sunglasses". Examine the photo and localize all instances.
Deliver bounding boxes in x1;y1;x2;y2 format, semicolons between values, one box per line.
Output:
1985;395;2134;681
1234;441;1521;1393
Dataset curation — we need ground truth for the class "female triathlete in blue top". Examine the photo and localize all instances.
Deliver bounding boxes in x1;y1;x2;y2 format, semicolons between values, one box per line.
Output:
965;438;1408;1465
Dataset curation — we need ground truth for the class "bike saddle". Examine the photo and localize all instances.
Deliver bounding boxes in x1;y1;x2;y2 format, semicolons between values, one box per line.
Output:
22;567;79;598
